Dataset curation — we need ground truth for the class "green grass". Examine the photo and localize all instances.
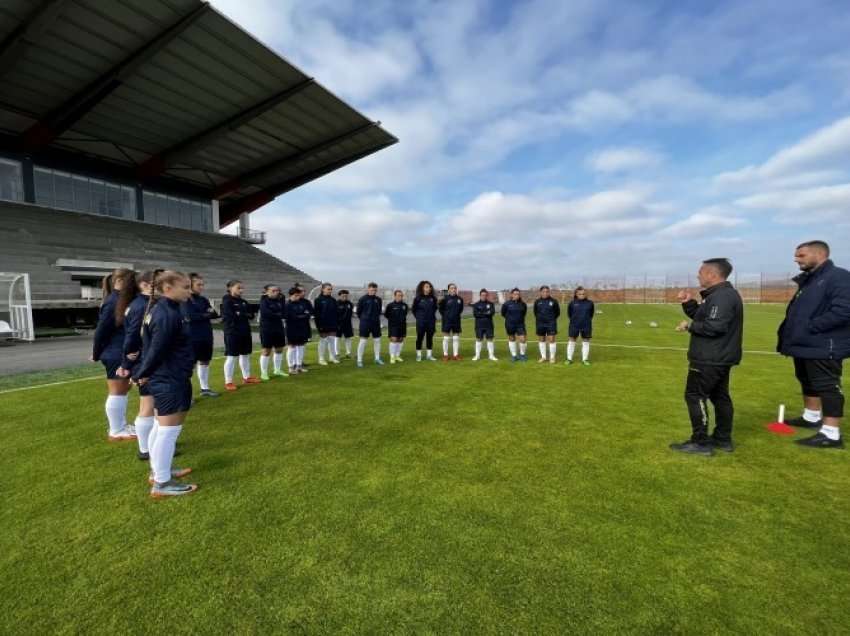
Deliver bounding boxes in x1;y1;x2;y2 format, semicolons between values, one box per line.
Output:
2;304;848;634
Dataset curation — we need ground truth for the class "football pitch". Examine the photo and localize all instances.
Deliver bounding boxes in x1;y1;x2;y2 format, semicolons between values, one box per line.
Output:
2;303;848;634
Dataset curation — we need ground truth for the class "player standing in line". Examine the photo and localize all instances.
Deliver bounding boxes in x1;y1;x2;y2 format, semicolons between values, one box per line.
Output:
284;286;313;374
355;282;384;368
313;283;340;366
221;280;260;391
258;284;288;381
133;271;197;497
412;280;439;362
91;268;138;441
566;286;595;366
471;289;498;361
438;283;464;361
185;273;219;398
533;286;561;364
119;270;159;460
335;289;354;359
501;288;528;362
384;289;409;363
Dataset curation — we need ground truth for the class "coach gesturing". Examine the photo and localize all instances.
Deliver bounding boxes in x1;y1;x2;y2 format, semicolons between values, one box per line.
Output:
779;241;850;449
671;258;743;456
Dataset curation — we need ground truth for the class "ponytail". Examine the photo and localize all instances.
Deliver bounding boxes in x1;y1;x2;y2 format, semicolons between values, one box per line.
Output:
146;270;188;317
111;268;138;325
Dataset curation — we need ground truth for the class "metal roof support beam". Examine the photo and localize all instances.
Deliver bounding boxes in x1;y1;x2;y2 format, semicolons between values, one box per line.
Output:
0;0;72;78
214;121;378;198
218;139;397;227
137;77;316;179
20;2;210;152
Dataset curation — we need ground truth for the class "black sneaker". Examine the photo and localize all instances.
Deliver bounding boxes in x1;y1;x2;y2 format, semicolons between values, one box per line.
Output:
786;416;822;429
710;438;735;453
137;451;150;461
669;441;714;456
200;389;220;398
795;432;845;449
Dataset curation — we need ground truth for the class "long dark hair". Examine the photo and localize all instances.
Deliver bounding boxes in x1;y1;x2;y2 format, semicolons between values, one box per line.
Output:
102;268;138;325
415;280;435;298
573;286;589;300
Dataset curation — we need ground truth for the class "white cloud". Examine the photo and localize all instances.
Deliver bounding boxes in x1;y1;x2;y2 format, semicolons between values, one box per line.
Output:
735;183;850;224
587;147;664;173
715;116;850;190
658;209;747;238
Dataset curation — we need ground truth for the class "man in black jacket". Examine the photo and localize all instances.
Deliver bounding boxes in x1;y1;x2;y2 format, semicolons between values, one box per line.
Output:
671;258;744;456
778;241;850;449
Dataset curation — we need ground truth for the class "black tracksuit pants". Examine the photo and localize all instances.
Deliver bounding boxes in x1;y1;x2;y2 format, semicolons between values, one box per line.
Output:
416;324;435;350
684;364;733;444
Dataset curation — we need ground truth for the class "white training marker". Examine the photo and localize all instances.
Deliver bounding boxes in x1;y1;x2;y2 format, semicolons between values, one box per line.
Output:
778;404;785;424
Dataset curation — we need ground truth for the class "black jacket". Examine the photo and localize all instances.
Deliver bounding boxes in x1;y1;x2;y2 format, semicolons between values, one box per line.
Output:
501;299;527;326
412;295;438;328
472;300;495;329
259;296;286;334
533;297;561;325
438;295;464;330
284;298;313;342
567;299;595;328
133;298;195;383
356;295;383;326
184;293;217;342
778;260;850;360
92;291;124;361
314;294;338;332
384;300;409;328
221;294;254;336
682;281;744;366
122;294;149;370
337;299;353;330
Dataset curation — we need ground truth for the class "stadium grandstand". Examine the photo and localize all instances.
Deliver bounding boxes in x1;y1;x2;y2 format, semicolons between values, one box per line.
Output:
0;0;397;329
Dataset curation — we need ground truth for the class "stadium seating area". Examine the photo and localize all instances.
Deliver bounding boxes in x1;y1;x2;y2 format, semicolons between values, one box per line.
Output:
0;201;317;312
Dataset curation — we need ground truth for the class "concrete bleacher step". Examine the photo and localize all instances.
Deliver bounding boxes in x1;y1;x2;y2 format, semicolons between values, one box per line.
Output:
1;201;317;307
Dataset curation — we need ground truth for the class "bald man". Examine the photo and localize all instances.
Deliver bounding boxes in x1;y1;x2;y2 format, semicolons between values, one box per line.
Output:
778;240;850;449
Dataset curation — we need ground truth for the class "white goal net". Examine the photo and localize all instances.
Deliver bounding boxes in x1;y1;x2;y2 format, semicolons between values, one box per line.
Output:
0;272;35;342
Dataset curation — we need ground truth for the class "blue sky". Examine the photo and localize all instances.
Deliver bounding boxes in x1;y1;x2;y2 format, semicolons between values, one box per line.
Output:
213;0;850;288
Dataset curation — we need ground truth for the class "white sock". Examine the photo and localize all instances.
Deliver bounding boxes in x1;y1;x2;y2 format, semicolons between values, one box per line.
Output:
519;342;527;355
197;364;210;391
443;336;449;356
287;347;296;369
151;424;182;484
396;341;403;356
328;337;338;360
357;338;367;362
453;335;460;357
416;349;422;360
487;341;495;358
105;394;128;435
582;341;590;361
374;337;382;360
508;341;517;357
427;349;433;359
135;415;155;453
333;337;340;357
803;408;822;423
147;419;160;455
298;346;306;366
345;338;352;355
273;352;283;372
318;338;326;361
567;341;576;361
389;342;396;357
260;354;270;376
821;424;841;440
239;354;251;379
538;342;547;358
475;341;482;358
224;356;236;384
549;342;557;361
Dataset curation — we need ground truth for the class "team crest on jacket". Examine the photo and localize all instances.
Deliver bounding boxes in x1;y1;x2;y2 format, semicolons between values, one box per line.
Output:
143;313;152;325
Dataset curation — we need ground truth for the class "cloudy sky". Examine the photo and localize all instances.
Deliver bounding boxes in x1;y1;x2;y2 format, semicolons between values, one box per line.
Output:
213;0;850;288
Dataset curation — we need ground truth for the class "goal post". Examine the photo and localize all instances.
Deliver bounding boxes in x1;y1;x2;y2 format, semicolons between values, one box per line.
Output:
0;272;35;342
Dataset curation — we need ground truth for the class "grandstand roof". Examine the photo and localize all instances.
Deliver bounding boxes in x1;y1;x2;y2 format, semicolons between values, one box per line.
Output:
0;0;397;226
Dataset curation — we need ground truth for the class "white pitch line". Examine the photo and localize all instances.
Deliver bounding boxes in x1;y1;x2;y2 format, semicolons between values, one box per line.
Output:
0;339;781;395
